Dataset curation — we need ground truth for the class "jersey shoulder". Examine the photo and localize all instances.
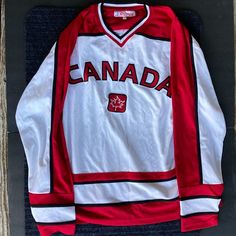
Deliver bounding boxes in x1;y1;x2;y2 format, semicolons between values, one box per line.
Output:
137;5;177;40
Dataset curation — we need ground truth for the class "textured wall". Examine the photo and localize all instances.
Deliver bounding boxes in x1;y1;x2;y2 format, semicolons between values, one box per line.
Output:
0;0;9;235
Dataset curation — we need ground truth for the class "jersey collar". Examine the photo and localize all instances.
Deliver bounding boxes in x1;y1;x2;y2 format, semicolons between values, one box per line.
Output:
98;3;150;47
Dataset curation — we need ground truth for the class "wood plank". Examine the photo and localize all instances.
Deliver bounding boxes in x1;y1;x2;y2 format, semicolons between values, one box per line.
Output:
0;0;9;235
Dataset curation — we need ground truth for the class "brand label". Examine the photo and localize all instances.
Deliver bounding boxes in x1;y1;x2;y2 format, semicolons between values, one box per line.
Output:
114;11;136;18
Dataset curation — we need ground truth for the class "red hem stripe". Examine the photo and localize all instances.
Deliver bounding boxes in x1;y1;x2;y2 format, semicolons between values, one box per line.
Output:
75;200;180;226
73;169;176;183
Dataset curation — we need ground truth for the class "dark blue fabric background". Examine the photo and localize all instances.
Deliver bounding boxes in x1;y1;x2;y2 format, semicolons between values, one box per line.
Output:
25;7;202;235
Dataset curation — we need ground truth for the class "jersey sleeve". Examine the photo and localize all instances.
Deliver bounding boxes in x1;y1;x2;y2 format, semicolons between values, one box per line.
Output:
15;43;76;236
171;17;226;232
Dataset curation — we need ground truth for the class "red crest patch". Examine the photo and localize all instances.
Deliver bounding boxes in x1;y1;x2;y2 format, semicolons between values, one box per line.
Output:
108;93;127;113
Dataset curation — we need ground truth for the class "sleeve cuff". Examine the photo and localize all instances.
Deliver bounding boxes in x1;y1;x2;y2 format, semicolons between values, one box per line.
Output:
180;196;221;232
37;222;76;236
30;205;76;235
181;213;218;232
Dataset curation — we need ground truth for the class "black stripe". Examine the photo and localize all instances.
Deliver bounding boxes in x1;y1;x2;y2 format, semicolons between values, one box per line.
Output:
75;197;179;207
181;211;219;218
180;195;221;201
78;33;105;37
49;42;58;193
135;33;170;41
74;176;176;185
36;220;76;225
190;34;203;184
101;3;148;40
31;204;75;208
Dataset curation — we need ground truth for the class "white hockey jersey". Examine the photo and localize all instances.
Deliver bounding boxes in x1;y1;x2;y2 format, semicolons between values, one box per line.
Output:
15;2;226;236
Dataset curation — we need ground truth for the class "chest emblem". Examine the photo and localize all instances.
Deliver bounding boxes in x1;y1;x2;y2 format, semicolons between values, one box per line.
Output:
108;93;127;113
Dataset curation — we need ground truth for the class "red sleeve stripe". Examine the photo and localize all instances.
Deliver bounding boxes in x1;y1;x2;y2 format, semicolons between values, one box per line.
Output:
181;213;218;232
171;21;202;186
29;193;74;205
37;223;76;236
49;15;83;194
179;184;223;197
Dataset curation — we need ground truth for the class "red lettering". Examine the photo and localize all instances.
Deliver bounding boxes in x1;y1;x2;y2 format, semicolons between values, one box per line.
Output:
120;64;138;84
155;76;171;97
140;67;159;88
84;62;100;81
69;64;83;84
102;61;119;81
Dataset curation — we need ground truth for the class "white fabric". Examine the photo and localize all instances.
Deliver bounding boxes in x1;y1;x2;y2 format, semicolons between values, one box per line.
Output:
31;206;75;223
180;198;221;216
63;35;174;174
15;44;56;193
74;179;178;204
192;37;226;184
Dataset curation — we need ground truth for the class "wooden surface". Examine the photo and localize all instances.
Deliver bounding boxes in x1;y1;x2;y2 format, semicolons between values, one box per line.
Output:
0;0;9;235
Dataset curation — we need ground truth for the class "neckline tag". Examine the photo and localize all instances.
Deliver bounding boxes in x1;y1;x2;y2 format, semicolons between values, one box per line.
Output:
114;10;136;19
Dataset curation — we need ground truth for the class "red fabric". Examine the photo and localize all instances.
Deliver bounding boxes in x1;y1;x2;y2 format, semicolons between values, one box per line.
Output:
102;5;146;31
136;6;173;39
76;200;180;226
29;193;74;205
181;214;218;232
51;17;82;194
73;169;176;183
37;223;76;236
179;184;224;198
171;15;201;187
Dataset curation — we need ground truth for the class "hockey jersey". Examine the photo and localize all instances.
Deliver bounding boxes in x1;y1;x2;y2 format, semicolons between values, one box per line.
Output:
15;2;226;236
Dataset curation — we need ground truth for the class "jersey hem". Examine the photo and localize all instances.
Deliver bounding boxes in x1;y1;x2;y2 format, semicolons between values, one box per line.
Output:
75;200;180;226
76;214;180;226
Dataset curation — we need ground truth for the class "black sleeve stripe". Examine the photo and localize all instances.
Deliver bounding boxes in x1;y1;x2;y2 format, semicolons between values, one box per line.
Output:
49;42;58;193
180;195;222;201
189;34;203;184
181;211;219;218
31;204;75;208
36;220;76;225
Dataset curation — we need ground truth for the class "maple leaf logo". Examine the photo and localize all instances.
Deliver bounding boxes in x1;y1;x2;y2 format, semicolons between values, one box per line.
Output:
108;93;127;113
110;96;126;111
